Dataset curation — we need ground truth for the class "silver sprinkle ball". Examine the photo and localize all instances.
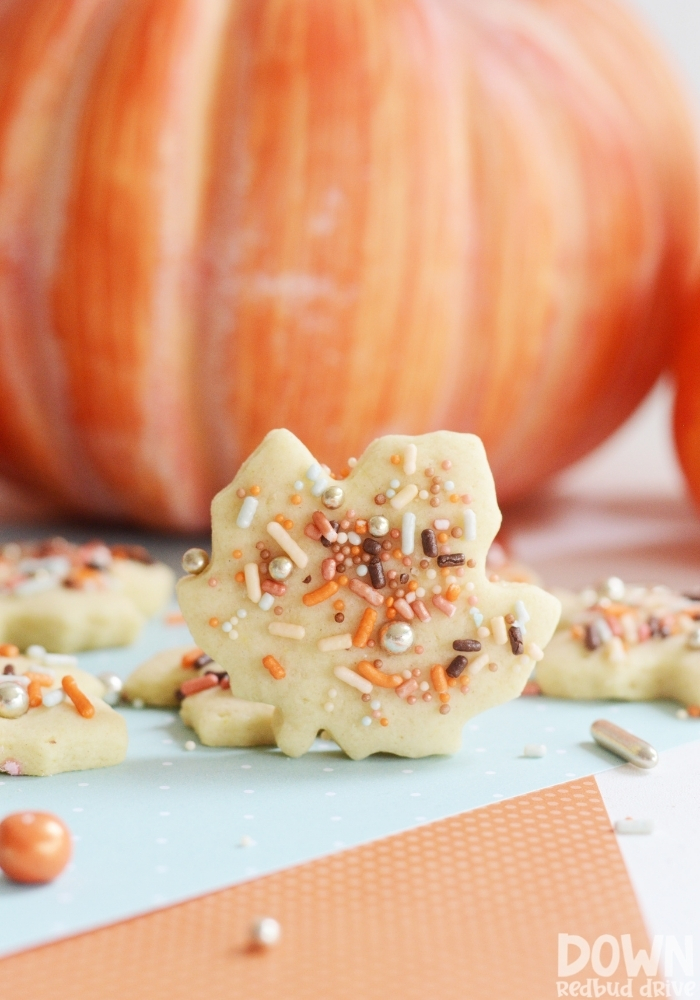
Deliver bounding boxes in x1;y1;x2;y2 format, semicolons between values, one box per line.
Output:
269;556;293;582
0;681;30;719
97;672;123;706
369;515;390;537
381;621;414;655
322;485;344;510
181;548;209;575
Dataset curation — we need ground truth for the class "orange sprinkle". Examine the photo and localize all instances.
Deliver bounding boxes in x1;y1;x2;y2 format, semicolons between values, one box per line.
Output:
357;661;402;688
303;580;339;606
275;513;285;523
283;519;294;531
390;454;401;465
440;567;450;577
447;678;457;688
438;532;448;543
27;679;43;708
408;580;419;592
333;600;345;611
262;655;285;680
450;494;460;503
165;611;186;625
290;494;302;505
209;617;220;628
338;575;348;586
440;692;451;703
571;624;585;640
350;545;360;556
235;571;245;583
355;520;368;534
339;467;350;478
232;549;242;559
392;549;402;560
380;718;389;727
386;597;394;608
0;644;19;657
353;607;377;647
688;705;700;718
431;664;448;694
446;584;461;602
386;608;397;620
180;674;218;697
181;648;205;668
62;675;94;719
26;672;53;687
250;485;261;496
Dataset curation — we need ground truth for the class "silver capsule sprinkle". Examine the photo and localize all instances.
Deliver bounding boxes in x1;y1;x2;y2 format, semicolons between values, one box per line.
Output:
590;719;658;769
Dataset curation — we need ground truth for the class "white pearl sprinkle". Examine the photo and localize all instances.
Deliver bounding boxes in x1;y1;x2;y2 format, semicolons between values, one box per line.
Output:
328;688;337;698
324;702;334;712
184;741;196;751
386;489;395;498
389;479;400;489
221;621;232;633
348;457;357;467
445;480;455;490
432;585;442;595
418;490;429;500
237;609;247;618
361;716;372;727
228;630;239;640
370;700;381;710
426;569;436;580
419;682;429;691
356;565;368;577
251;917;281;947
416;587;425;598
294;481;304;490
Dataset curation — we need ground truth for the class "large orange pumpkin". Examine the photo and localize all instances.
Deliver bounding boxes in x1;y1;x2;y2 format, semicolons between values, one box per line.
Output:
0;0;698;530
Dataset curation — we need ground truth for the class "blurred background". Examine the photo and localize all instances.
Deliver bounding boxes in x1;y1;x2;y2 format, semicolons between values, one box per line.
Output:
1;0;700;587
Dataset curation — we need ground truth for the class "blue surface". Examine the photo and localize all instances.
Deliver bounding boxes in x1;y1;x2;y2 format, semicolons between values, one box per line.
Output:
1;611;699;957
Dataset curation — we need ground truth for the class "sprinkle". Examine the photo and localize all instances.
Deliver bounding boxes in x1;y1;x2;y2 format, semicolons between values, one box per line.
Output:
236;496;259;529
258;593;274;611
318;633;353;652
356;565;368;577
262;655;286;680
469;608;484;627
396;678;418;699
361;716;372;727
249;485;261;496
334;665;373;694
267;521;309;568
615;819;653;835
453;639;481;652
523;744;547;758
437;553;465;567
430;665;448;693
42;688;65;708
446;656;468;678
306;463;322;481
508;626;524;655
303;580;340;606
390;484;418;510
349;578;385;607
412;600;431;622
491;616;508;645
590;719;657;768
222;621;232;633
294;480;304;490
393;598;414;621
321;557;337;581
445;584;461;602
61;675;94;718
311;477;330;497
432;594;456;617
467;653;489;676
399;443;416;476
180;674;219;697
353;608;377;647
434;519;450;531
525;642;544;661
401;512;416;556
348;457;357;467
244;563;262;603
439;704;450;715
464;509;477;541
312;510;337;542
356;661;402;688
368;559;386;589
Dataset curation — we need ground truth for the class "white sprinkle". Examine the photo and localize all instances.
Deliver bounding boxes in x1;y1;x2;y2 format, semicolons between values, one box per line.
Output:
328;689;337;698
433;519;450;531
606;636;626;663
311;476;329;496
306;463;322;481
525;642;543;661
26;645;47;661
405;591;416;604
370;699;381;710
467;653;489;676
389;479;400;489
334;665;372;694
491;616;508;645
356;565;368;577
268;622;305;640
676;708;689;720
347;532;361;545
318;633;353;652
221;621;232;633
432;585;442;595
390;483;418;510
267;521;309;568
239;835;256;848
348;457;357;467
251;917;281;947
419;490;429;500
416;587;425;598
523;744;547;758
184;741;196;751
615;818;653;835
324;702;334;712
386;489;395;498
514;600;530;625
244;562;262;603
402;512;416;556
361;716;372;727
228;630;239;640
403;443;417;476
42;688;65;708
258;593;274;612
237;609;247;618
236;495;258;529
464;509;477;541
336;532;348;545
444;480;454;491
426;569;436;580
132;698;145;709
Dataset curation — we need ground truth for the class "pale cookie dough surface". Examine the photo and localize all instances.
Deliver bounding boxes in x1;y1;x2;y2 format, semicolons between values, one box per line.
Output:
537;580;700;705
0;658;127;776
178;429;561;760
180;687;275;747
123;646;200;707
0;539;174;652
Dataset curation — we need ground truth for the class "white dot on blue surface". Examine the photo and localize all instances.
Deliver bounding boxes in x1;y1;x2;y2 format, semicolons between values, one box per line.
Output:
244;789;254;794
156;866;168;874
330;816;342;822
159;812;170;817
78;782;89;787
486;771;496;775
244;814;254;820
241;764;251;769
162;762;172;766
323;767;334;772
72;807;83;813
162;739;173;745
410;792;421;797
475;748;486;753
325;792;336;797
556;749;567;755
156;838;167;845
402;769;413;774
160;786;170;790
493;793;503;799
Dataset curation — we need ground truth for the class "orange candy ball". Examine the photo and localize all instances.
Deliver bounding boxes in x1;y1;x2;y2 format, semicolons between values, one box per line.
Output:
0;811;72;884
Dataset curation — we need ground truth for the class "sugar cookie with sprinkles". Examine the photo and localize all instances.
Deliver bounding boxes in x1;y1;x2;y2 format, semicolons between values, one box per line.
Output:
0;650;127;776
537;577;700;709
177;429;561;759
